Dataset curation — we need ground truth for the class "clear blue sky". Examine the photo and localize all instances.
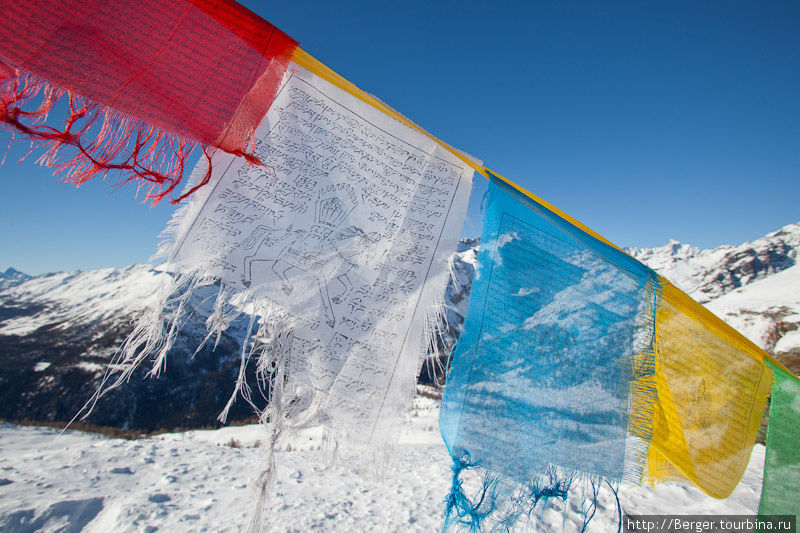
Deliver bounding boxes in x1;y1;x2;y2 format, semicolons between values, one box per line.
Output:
2;1;798;275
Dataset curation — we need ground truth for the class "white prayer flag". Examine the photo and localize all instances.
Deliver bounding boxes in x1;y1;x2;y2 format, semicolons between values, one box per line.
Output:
120;64;474;460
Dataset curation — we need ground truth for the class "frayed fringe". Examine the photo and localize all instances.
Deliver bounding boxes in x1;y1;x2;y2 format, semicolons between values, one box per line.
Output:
0;66;223;204
624;276;662;484
80;262;411;526
420;252;467;387
75;266;295;531
317;427;400;482
75;155;462;529
445;457;506;531
73;269;221;424
244;308;294;533
420;294;456;387
444;455;622;532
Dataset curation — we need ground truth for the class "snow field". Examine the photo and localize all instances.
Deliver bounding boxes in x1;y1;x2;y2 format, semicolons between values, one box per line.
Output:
0;395;765;532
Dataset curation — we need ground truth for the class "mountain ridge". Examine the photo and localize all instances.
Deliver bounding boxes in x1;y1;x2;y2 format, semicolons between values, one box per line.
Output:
627;221;799;303
1;221;799;429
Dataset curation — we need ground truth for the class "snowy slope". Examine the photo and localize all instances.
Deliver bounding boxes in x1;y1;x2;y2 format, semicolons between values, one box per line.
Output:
0;394;767;532
0;266;260;430
1;225;799;530
0;265;162;337
3;219;800;428
706;264;800;365
0;243;480;427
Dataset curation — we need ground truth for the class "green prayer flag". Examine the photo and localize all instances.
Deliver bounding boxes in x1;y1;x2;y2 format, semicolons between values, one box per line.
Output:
759;360;800;527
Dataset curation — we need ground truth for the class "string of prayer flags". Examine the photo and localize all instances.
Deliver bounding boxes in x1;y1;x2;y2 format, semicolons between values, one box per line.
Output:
439;173;659;530
0;0;296;203
438;171;795;529
758;360;800;521
6;0;800;526
99;62;474;526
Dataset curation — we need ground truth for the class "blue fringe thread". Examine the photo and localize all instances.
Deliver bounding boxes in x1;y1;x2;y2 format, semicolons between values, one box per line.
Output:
443;454;624;531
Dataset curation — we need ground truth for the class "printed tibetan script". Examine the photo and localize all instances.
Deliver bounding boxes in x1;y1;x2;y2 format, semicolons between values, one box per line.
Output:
170;65;474;445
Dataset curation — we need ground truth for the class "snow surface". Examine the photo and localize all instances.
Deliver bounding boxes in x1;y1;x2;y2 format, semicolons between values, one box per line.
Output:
0;395;765;532
2;227;796;530
706;264;800;353
0;265;163;337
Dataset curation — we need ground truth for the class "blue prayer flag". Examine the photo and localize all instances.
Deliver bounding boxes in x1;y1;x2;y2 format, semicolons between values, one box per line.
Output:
440;174;657;529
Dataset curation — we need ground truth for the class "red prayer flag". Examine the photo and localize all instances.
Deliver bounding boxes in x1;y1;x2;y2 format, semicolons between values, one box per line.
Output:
0;0;297;203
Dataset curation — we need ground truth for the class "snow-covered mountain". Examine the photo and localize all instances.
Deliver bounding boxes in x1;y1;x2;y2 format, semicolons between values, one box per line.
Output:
0;267;31;291
434;222;800;374
1;222;798;430
628;222;800;304
628;221;800;373
0;266;259;430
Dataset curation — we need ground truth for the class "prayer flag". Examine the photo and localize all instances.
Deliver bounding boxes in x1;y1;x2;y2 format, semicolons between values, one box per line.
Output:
0;0;296;202
440;174;658;529
759;361;800;523
645;282;772;499
103;63;474;523
439;172;780;529
8;1;797;524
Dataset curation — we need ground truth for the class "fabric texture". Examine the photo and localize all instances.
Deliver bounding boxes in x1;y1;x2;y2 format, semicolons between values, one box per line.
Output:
438;172;782;529
645;282;773;499
97;63;474;527
439;174;657;530
0;0;296;202
759;361;800;523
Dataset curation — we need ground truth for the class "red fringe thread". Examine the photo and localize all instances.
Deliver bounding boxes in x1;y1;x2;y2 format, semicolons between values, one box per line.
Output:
0;67;232;204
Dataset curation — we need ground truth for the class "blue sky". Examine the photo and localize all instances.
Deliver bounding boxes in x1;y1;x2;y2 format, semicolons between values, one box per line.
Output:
2;1;799;275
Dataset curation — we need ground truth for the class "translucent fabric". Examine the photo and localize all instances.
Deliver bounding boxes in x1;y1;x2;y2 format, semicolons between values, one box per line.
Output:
759;360;800;520
440;174;657;528
646;283;773;499
0;0;296;201
438;173;783;530
118;64;474;460
1;0;295;150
